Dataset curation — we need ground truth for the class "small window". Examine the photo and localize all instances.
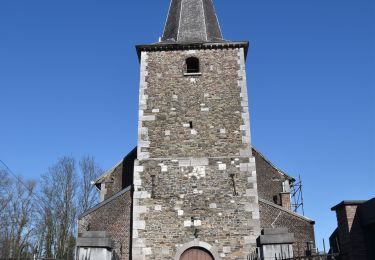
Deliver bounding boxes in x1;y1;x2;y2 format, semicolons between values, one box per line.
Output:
185;57;200;74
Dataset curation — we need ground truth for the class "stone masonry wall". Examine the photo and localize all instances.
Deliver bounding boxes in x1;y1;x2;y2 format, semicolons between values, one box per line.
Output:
259;200;315;257
133;47;260;259
137;48;253;160
78;189;132;260
133;157;259;259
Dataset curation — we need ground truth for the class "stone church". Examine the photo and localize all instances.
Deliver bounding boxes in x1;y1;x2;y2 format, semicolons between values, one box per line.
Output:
76;0;315;259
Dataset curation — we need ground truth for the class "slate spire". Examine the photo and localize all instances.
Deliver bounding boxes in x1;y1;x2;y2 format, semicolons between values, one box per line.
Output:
161;0;224;43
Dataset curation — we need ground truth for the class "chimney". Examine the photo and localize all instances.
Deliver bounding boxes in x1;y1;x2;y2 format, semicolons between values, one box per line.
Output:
280;180;292;210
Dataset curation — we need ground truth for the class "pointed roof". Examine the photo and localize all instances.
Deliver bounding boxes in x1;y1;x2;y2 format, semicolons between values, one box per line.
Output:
161;0;224;43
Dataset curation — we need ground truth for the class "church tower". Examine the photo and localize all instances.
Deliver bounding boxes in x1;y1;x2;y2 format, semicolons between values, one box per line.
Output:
77;1;315;259
133;0;261;259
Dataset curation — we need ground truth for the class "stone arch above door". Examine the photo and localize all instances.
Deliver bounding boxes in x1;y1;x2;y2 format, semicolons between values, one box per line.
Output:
180;247;213;260
174;239;220;260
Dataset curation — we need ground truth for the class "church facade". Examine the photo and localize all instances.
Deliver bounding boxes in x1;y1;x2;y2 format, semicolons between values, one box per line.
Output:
76;1;315;259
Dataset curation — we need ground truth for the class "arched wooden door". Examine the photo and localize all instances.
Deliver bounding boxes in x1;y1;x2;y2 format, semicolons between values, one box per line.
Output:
180;247;214;260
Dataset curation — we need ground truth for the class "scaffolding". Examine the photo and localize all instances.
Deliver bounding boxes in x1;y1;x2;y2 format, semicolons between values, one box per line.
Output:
291;174;305;216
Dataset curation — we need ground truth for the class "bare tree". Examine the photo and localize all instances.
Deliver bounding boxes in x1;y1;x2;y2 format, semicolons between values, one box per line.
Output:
78;155;103;215
0;170;12;258
0;155;102;259
0;170;12;226
11;179;37;257
39;156;78;259
36;178;56;258
0;171;37;258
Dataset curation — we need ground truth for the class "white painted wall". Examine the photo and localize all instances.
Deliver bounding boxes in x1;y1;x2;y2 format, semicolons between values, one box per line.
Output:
260;244;293;260
77;247;112;260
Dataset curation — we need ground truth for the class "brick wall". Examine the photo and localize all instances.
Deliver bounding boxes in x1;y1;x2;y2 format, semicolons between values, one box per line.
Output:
101;163;124;200
335;205;367;260
259;199;315;257
280;192;292;210
78;188;132;260
253;149;290;204
97;148;136;202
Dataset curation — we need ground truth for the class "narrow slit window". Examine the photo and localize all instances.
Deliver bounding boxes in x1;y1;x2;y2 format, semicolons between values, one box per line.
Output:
189;121;193;129
186;57;200;73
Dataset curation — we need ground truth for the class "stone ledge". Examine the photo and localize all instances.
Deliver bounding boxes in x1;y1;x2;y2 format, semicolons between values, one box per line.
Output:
81;231;109;238
76;237;113;249
262;228;289;235
258;233;295;245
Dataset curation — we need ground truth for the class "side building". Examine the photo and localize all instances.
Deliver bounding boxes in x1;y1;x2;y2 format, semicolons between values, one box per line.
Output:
330;198;375;260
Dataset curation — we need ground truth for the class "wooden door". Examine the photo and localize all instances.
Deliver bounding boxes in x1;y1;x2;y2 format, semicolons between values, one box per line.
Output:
180;247;214;260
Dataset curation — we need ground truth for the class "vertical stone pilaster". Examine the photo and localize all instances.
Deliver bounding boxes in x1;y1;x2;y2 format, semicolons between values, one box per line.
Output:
238;47;261;249
238;48;252;156
133;51;152;260
137;51;151;161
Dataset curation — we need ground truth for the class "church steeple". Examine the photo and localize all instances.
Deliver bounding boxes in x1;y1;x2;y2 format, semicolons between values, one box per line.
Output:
161;0;224;43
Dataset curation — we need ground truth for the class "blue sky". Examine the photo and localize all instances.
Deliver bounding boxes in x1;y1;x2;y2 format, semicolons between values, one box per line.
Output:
0;0;374;250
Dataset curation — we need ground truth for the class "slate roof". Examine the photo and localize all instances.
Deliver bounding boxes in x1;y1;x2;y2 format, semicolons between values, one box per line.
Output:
161;0;225;43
